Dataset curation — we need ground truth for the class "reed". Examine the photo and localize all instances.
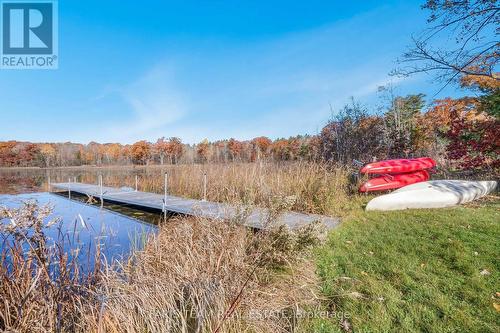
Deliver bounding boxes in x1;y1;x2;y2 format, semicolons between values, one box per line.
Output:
84;161;365;217
0;202;101;333
1;196;326;332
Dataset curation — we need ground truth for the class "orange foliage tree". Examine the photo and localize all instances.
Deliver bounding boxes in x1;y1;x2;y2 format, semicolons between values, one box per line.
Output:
166;137;184;164
251;136;272;161
106;143;122;163
131;141;151;165
196;139;210;163
39;144;56;167
227;138;243;161
0;141;18;166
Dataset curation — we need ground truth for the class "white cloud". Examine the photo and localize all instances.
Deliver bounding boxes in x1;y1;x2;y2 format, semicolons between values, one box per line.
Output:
103;65;187;143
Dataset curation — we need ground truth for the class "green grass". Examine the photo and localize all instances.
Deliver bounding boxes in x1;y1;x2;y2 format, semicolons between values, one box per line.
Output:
314;199;500;333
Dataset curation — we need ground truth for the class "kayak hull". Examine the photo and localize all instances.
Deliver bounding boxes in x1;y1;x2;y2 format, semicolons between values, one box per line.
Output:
360;157;436;175
366;180;497;211
359;170;430;193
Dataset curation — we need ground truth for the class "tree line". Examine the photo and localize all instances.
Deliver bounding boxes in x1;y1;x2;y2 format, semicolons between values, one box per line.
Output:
0;135;318;167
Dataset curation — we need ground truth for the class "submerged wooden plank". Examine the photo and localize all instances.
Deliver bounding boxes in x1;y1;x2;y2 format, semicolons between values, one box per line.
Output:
51;182;340;230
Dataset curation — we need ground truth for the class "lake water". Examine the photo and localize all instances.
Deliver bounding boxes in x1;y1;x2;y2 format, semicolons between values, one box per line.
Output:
0;166;166;194
0;168;163;264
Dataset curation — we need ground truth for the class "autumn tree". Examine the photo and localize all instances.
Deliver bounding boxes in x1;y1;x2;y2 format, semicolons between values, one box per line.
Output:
79;146;94;165
166;137;184;164
227;138;243;161
155;137;169;165
433;74;500;171
320;99;385;164
97;144;108;165
380;87;426;157
122;145;132;164
270;139;292;161
446;102;499;171
212;141;227;163
251;136;272;161
196;139;210;163
477;83;500;118
0;141;18;166
461;73;500;118
39;144;56;167
298;136;321;161
17;143;41;167
85;142;100;165
106;143;122;164
412;98;457;163
288;137;302;160
131;141;151;165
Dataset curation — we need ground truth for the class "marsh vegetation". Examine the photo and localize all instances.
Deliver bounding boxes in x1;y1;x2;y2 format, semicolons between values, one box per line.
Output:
0;203;327;333
1;163;498;332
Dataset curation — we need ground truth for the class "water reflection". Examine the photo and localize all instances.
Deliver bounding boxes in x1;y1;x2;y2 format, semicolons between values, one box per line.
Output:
0;192;157;265
0;167;162;195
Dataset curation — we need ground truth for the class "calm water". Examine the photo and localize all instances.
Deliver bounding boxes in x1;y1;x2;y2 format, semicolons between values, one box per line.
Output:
0;168;164;264
0;192;156;262
0;166;165;194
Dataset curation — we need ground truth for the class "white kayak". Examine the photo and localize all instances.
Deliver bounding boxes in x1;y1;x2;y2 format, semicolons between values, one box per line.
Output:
366;180;497;211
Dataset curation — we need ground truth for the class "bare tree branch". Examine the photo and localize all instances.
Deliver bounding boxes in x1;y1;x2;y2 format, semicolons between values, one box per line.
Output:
394;0;499;85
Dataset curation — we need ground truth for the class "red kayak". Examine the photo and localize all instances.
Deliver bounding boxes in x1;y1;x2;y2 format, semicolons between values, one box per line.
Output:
359;170;430;193
360;157;436;175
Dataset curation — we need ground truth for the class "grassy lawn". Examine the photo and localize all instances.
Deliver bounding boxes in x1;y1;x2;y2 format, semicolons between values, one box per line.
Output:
314;198;499;333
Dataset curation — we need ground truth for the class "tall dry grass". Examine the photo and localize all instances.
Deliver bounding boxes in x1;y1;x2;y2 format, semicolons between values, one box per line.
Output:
2;161;365;215
0;202;101;333
1;199;327;332
91;162;362;216
97;218;323;332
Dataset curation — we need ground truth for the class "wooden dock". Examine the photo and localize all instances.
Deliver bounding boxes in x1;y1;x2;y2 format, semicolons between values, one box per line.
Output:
51;182;340;230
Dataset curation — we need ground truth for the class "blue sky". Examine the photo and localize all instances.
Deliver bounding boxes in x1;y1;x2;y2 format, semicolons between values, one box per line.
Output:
0;0;465;144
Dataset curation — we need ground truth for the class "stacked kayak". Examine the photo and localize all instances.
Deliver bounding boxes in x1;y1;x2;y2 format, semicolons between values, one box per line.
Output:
359;170;430;192
359;157;436;193
360;157;436;174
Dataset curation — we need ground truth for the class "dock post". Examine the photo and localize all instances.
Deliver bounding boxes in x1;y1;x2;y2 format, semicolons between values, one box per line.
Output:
74;176;77;183
163;173;168;221
68;178;71;200
203;173;207;201
135;175;138;192
47;175;51;192
99;175;103;208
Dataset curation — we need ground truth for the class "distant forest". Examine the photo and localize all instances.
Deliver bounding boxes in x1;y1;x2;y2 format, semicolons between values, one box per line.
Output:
1;75;498;173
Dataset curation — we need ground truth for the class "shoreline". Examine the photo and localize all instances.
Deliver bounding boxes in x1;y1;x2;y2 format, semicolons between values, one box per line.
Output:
0;164;183;171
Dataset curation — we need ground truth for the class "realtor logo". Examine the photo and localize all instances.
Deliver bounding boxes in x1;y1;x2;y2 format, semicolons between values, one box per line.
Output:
1;0;58;69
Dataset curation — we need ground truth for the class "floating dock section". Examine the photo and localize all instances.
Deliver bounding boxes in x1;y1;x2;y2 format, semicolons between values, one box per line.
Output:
51;182;339;230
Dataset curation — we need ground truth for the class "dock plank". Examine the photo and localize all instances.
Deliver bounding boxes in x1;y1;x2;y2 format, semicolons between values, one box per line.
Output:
51;182;340;230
